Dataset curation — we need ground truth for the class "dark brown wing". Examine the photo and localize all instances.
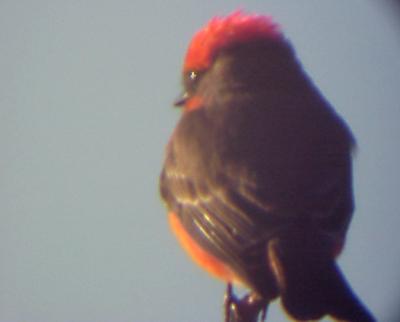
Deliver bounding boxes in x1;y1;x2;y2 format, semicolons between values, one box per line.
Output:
160;98;354;297
160;149;282;296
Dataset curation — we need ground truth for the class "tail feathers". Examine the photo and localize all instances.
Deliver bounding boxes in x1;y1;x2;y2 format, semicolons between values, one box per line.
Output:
267;238;375;322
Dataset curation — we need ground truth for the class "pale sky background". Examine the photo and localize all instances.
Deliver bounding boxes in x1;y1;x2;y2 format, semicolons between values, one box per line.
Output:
1;1;400;322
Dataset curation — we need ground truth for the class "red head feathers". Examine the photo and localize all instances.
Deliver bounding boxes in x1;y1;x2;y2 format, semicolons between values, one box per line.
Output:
184;11;282;71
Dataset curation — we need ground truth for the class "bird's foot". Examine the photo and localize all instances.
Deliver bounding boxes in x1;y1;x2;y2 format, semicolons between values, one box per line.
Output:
224;284;268;322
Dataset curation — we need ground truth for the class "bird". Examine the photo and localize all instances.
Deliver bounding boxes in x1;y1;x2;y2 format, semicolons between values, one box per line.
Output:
160;11;375;322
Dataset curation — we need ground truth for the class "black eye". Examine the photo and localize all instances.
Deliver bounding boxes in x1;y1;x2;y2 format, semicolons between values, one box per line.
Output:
184;70;203;93
189;71;197;81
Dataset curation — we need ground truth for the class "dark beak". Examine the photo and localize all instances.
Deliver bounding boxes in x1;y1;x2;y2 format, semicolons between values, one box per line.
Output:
174;92;189;107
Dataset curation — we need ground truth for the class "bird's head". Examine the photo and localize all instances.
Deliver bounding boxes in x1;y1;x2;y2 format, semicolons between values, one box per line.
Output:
175;11;296;111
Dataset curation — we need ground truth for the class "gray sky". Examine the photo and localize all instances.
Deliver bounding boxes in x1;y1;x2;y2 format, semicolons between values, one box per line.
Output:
1;1;400;321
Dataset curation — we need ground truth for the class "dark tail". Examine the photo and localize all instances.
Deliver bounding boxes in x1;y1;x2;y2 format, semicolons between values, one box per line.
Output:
267;236;375;322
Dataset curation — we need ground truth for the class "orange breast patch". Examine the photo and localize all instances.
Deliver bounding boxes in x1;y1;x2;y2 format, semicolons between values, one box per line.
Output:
169;212;240;283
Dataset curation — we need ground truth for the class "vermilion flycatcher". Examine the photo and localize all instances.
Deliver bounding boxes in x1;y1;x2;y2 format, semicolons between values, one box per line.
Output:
160;11;374;322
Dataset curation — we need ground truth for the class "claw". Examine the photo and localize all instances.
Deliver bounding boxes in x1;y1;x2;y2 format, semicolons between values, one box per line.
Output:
223;284;269;322
259;304;268;322
224;283;236;322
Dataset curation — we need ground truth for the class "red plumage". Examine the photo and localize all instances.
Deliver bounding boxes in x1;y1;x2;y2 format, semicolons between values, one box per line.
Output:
184;11;281;71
